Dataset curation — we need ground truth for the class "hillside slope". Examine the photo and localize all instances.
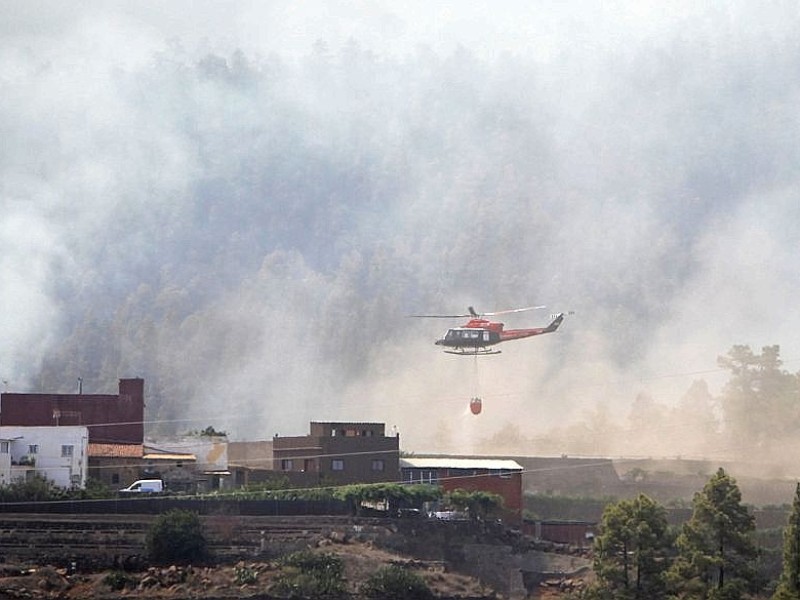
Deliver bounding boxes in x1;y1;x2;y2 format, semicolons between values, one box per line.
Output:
0;514;592;598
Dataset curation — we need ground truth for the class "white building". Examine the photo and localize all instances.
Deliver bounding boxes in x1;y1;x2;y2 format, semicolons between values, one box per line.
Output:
0;426;89;489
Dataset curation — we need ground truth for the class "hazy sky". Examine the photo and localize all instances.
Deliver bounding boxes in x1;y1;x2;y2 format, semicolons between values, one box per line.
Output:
2;1;799;455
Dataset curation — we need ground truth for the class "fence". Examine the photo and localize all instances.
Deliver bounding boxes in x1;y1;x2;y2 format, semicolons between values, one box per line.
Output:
0;497;351;516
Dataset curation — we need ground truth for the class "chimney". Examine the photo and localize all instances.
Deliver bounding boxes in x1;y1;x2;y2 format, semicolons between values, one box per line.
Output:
118;378;144;403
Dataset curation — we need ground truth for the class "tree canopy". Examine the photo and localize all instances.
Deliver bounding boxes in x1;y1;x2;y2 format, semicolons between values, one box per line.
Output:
670;467;757;599
718;345;800;457
592;493;673;599
773;483;800;600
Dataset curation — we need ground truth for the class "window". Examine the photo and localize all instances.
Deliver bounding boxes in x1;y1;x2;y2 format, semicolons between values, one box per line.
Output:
406;470;436;484
281;459;293;471
111;473;120;485
371;459;384;472
61;445;74;457
0;441;8;454
490;469;512;478
331;459;344;471
28;444;39;455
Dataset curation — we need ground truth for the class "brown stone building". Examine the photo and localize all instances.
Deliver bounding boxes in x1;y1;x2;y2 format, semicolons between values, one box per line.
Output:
271;422;400;486
1;378;145;445
88;443;198;491
87;443;144;488
229;440;275;487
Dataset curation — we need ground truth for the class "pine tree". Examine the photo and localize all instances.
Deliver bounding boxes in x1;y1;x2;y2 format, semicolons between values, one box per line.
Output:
718;345;800;458
592;494;672;599
774;483;800;600
670;468;757;599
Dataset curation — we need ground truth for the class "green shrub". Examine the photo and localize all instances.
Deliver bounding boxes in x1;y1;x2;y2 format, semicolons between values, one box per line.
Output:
281;550;344;577
233;564;258;585
359;564;434;599
76;477;114;499
271;550;346;598
446;489;503;520
102;570;136;591
145;509;208;565
0;474;61;502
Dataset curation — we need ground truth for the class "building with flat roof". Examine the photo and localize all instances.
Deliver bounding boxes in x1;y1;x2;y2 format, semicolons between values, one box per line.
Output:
146;434;228;491
229;440;275;487
0;425;89;489
272;422;400;485
400;456;524;523
1;378;144;445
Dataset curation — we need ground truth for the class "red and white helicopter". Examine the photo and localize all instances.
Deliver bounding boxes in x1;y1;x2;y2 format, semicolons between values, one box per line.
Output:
411;305;569;355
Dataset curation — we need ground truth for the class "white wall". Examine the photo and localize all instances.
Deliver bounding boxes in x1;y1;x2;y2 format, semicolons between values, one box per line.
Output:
0;443;11;488
147;435;228;472
0;426;89;488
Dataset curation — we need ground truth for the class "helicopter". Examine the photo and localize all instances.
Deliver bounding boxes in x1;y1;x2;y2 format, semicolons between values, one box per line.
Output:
411;306;569;355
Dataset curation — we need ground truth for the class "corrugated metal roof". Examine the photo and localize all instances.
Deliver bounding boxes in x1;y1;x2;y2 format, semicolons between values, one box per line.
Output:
143;453;197;461
400;457;523;471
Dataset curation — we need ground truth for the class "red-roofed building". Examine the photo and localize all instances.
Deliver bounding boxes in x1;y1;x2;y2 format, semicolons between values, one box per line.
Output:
88;443;144;459
88;443;198;491
87;443;144;488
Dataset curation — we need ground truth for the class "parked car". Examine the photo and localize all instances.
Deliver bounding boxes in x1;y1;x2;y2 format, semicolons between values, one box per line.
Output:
119;479;164;494
432;510;469;521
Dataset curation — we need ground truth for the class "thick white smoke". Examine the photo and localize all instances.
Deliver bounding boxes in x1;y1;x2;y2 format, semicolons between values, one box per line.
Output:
2;2;799;459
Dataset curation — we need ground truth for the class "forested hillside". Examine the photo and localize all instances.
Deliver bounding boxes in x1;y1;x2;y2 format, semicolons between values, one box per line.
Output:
3;3;800;455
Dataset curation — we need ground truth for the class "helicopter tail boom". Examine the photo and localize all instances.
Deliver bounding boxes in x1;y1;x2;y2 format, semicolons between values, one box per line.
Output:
543;312;565;333
498;312;566;342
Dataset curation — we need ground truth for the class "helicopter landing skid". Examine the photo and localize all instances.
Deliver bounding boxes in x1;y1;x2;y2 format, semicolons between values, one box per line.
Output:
444;349;502;356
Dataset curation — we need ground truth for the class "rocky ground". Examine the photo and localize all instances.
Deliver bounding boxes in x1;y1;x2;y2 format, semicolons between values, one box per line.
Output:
0;540;497;599
0;537;592;599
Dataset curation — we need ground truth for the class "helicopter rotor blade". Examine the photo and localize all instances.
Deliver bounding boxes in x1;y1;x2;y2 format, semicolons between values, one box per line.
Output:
407;313;472;319
480;305;546;316
407;304;547;318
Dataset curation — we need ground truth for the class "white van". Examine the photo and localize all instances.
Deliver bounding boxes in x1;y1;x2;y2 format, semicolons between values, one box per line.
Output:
120;479;164;493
